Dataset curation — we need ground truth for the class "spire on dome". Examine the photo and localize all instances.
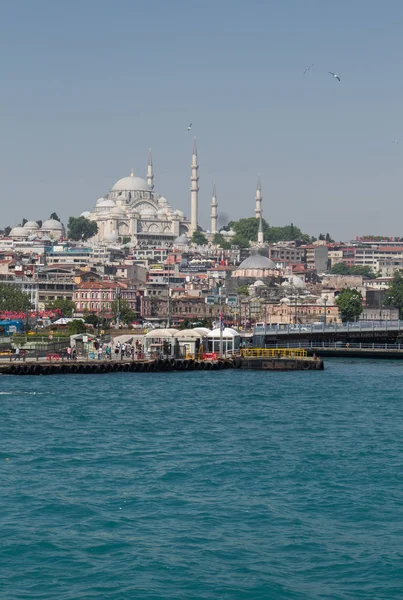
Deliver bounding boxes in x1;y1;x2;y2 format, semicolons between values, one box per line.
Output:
130;168;134;177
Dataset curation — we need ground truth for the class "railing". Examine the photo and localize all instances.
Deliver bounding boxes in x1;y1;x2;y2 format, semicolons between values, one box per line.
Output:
263;341;403;351
254;321;403;335
241;348;307;358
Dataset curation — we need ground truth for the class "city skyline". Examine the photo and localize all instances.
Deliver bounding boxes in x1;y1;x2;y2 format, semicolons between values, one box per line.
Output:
1;0;403;239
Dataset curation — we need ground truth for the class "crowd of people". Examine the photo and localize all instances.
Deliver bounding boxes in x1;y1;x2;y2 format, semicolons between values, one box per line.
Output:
66;339;144;361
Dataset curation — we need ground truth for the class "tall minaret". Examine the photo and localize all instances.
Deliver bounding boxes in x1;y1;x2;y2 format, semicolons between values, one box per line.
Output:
255;175;262;219
190;137;199;235
257;214;264;245
147;148;154;190
211;182;218;234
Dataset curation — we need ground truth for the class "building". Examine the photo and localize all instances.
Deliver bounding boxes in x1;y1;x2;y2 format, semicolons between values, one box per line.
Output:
84;144;201;246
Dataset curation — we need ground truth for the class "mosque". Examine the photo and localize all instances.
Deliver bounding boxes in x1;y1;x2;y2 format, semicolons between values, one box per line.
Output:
82;142;201;246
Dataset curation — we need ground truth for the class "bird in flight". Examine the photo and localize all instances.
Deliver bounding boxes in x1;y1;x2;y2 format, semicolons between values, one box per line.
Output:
329;72;341;81
393;140;400;144
187;123;192;131
303;64;314;75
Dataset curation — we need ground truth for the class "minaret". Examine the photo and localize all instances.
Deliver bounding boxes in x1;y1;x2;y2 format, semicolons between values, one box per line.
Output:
255;175;262;219
211;182;218;234
190;137;199;235
147;148;154;190
257;214;264;245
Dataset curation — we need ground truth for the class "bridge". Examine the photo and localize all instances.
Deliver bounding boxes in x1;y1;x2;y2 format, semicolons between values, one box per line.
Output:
253;320;403;345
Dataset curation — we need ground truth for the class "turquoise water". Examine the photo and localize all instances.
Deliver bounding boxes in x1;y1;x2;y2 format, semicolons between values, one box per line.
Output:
1;360;403;599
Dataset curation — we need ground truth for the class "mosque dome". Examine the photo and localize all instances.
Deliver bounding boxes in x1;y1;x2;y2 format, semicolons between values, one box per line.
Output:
97;199;116;209
23;221;39;229
158;196;168;206
41;219;64;231
110;206;126;216
253;280;266;287
174;234;189;245
80;211;91;218
112;174;149;192
96;197;107;205
281;275;305;289
157;208;168;217
280;297;291;304
104;232;119;243
173;209;184;218
238;253;276;270
9;226;27;238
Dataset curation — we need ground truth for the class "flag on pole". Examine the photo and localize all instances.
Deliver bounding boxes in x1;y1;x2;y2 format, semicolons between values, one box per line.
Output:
219;309;225;331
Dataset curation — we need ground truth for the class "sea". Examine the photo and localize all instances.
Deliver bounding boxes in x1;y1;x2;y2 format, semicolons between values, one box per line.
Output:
1;359;403;600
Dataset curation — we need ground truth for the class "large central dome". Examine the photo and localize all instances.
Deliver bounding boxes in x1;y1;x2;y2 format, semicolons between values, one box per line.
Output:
112;173;149;192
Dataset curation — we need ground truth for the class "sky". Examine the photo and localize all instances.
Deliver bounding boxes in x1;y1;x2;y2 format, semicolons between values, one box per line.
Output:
0;0;402;240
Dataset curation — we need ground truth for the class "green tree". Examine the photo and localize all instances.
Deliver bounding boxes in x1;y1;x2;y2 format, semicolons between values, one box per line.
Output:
191;230;208;245
84;313;99;327
330;263;376;278
236;285;249;296
330;263;350;275
67;216;98;241
36;220;42;228
225;217;309;244
111;299;137;325
212;232;231;249
384;270;403;318
49;298;76;317
335;288;363;322
122;236;131;245
0;283;31;312
21;218;27;226
67;319;86;335
49;213;60;221
0;226;11;236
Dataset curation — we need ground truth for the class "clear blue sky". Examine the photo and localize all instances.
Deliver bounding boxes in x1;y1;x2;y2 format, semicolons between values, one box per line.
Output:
1;0;402;240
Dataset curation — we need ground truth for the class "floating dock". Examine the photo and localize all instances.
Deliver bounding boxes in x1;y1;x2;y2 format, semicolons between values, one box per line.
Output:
0;348;323;375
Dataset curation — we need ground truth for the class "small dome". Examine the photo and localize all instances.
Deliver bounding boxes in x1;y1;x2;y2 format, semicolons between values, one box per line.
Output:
97;199;116;209
112;174;149;192
158;196;168;206
41;219;64;230
157;208;168;217
254;280;266;287
238;253;276;270
280;297;291;304
174;209;184;218
80;211;91;218
23;220;39;229
174;234;189;245
96;197;107;205
110;206;126;215
282;275;305;289
104;232;119;243
9;226;27;237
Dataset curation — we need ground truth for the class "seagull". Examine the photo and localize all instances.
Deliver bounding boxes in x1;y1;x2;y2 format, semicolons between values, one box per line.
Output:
393;140;400;144
187;123;192;131
303;64;314;75
329;72;341;81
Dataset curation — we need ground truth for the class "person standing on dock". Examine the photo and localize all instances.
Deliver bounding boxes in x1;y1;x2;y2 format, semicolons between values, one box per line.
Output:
14;347;20;361
67;346;71;360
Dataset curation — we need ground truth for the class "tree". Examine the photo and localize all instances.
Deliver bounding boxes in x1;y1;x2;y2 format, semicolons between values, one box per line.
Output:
335;288;363;322
84;313;99;326
36;220;42;228
111;299;137;325
21;218;27;226
330;263;350;275
330;263;376;278
0;283;31;312
0;226;11;236
49;298;75;317
67;216;98;241
191;230;208;245
384;270;403;318
49;213;60;222
212;232;231;249
67;319;86;335
122;236;131;245
237;285;249;296
225;217;310;244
